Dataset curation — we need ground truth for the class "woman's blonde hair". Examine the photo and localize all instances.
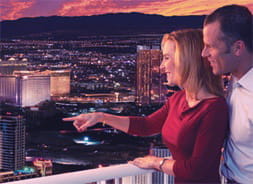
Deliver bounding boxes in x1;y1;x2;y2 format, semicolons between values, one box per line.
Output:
161;29;223;98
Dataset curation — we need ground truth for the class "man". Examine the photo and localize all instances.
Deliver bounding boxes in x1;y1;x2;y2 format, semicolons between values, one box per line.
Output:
202;4;253;184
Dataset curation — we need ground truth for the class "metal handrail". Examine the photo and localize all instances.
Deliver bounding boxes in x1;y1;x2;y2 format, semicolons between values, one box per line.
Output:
6;163;155;184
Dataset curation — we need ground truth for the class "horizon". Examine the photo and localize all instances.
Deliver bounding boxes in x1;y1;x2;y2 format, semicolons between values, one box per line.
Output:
0;0;252;21
0;11;206;22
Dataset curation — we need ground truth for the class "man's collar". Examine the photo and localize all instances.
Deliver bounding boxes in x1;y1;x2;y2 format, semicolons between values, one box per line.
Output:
236;67;253;92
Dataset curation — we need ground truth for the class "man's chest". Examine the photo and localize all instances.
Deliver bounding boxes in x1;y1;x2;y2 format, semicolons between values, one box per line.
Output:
229;88;253;143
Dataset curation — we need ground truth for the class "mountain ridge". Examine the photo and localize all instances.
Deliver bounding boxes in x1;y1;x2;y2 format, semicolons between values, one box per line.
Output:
0;12;206;40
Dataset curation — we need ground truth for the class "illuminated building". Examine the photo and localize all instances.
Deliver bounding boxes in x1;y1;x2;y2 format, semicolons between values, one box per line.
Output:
50;70;70;96
0;115;25;171
14;70;71;97
79;81;110;91
0;60;27;75
33;158;52;176
136;45;166;105
0;73;50;107
0;170;38;182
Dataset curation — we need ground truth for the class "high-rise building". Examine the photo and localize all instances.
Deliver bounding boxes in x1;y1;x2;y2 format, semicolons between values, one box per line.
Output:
15;70;71;97
0;73;50;107
48;70;71;97
136;45;166;105
0;115;25;171
0;69;71;106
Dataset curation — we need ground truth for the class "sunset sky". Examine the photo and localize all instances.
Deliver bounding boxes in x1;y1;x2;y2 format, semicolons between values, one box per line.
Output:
0;0;252;21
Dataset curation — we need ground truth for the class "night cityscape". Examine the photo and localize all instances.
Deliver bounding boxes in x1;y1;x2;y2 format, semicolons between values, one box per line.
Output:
0;18;174;183
0;0;252;183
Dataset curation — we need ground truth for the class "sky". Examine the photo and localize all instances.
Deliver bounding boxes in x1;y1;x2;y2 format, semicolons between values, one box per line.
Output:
0;0;252;21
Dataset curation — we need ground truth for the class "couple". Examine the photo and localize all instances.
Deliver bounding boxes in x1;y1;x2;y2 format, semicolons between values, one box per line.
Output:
64;5;253;183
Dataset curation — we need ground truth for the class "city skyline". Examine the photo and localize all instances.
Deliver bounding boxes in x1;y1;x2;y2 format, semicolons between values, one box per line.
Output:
0;0;252;21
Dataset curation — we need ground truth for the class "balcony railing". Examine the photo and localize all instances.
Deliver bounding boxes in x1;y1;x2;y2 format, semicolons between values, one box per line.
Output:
6;163;172;184
4;163;228;184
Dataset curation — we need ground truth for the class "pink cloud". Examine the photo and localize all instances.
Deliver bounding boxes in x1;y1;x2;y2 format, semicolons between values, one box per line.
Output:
0;0;34;20
57;0;253;17
58;0;163;16
0;0;71;20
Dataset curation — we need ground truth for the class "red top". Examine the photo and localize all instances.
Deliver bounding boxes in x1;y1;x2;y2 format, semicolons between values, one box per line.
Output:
128;90;229;183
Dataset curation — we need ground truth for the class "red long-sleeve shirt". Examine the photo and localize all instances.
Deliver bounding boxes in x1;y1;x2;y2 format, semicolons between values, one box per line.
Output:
128;90;229;183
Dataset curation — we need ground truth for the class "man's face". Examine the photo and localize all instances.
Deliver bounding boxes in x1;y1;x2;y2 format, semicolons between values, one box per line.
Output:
202;21;237;75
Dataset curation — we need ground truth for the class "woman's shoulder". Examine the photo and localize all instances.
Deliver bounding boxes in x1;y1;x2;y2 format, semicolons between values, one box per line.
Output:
202;95;228;111
205;95;226;104
163;90;185;107
168;89;185;99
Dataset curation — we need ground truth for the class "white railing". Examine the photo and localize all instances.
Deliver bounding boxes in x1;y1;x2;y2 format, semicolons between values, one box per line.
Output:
6;163;157;184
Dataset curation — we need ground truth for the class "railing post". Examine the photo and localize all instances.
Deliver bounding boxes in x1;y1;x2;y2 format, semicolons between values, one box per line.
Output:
114;178;120;184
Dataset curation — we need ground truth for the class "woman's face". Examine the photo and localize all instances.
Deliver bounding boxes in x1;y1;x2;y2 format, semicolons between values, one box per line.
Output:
160;40;178;86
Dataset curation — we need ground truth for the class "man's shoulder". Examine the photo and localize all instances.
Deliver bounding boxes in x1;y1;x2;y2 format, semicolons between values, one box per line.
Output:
238;67;253;92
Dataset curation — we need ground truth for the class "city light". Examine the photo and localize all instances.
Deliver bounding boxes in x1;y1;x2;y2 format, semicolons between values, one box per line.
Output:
73;136;101;145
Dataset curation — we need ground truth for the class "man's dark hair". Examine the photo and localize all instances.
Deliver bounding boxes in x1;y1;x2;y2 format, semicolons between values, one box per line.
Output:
204;4;252;52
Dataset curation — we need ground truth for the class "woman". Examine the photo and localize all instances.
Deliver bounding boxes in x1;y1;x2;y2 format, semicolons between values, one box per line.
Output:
63;29;229;183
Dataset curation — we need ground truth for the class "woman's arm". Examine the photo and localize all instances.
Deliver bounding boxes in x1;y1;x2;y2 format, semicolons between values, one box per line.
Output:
103;113;130;133
63;112;130;133
128;98;171;136
63;96;171;135
130;155;175;176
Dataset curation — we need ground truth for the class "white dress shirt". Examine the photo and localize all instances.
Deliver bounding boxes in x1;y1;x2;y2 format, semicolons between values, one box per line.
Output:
221;67;253;184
